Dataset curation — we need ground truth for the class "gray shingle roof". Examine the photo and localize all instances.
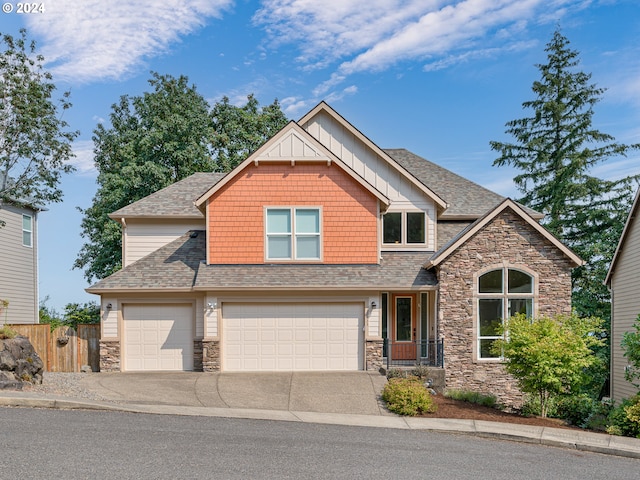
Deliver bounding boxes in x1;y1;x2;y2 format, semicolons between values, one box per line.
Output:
87;230;436;292
87;230;206;292
109;172;225;218
384;148;506;218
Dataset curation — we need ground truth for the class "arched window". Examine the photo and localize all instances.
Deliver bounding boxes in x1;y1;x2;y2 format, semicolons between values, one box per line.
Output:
477;268;534;360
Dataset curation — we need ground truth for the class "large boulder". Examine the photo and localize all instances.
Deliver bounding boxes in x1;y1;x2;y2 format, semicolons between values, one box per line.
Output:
0;335;44;389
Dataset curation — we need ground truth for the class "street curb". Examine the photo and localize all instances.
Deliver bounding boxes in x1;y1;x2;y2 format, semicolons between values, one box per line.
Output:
2;395;640;459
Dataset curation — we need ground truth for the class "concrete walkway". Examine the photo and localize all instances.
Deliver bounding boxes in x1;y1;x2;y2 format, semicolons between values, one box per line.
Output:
2;371;640;460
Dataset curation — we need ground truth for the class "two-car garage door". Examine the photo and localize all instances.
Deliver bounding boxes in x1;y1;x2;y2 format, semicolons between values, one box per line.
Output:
222;303;363;371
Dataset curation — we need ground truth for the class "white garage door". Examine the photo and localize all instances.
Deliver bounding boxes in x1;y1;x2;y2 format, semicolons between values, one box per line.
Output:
222;303;363;371
124;304;194;371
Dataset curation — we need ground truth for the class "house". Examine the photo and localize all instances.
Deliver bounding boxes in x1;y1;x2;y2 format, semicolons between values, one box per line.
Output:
87;102;582;406
606;187;640;402
0;174;43;326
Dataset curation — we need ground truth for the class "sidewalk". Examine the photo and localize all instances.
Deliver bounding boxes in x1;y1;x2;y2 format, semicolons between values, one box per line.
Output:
2;371;640;460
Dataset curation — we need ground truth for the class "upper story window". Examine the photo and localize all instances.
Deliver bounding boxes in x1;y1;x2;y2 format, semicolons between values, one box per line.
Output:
22;214;32;247
382;211;425;246
477;268;534;360
266;207;321;261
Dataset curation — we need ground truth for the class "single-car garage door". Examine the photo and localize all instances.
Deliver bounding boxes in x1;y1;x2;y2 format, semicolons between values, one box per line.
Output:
124;304;194;371
222;303;363;371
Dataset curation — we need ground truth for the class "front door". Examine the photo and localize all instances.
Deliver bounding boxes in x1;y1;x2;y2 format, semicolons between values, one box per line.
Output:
391;294;416;361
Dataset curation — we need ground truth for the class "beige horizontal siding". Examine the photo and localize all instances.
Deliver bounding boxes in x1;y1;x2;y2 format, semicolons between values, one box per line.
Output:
123;219;205;266
0;204;38;324
610;211;640;401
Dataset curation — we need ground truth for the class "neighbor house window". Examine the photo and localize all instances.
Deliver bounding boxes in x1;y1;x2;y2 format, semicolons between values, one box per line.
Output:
266;207;321;260
22;214;32;247
477;268;534;360
382;211;426;246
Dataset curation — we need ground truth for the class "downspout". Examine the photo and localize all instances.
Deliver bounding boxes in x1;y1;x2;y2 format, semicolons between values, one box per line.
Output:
120;218;127;267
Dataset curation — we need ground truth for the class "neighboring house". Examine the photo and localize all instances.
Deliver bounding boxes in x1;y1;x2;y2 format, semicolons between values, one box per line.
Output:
0;175;42;326
87;102;581;406
606;187;640;402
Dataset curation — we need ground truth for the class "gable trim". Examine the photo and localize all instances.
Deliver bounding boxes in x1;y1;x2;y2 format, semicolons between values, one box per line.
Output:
605;187;640;285
194;121;390;208
299;102;448;212
425;198;584;268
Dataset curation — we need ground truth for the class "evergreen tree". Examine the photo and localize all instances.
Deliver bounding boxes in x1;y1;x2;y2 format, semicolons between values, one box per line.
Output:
491;29;640;321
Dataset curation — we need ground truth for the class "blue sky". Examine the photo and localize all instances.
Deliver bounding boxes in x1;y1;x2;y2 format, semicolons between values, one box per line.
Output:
1;0;639;312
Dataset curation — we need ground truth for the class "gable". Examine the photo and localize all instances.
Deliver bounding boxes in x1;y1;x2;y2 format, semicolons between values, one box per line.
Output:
299;102;446;212
606;187;640;285
195;121;389;209
426;199;583;268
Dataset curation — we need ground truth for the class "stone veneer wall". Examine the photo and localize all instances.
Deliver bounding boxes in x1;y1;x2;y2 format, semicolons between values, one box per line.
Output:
202;339;220;372
437;209;575;408
366;340;383;372
99;340;121;372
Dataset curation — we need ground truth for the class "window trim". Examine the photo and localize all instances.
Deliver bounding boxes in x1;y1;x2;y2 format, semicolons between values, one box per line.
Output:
264;206;322;262
474;265;536;362
22;214;33;248
381;210;427;249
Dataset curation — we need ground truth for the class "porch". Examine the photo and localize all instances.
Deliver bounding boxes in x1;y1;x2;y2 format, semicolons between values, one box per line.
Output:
383;338;444;368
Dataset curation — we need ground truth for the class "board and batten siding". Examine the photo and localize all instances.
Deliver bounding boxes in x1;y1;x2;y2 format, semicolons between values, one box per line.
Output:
0;203;38;325
302;110;436;251
610;206;640;401
123;219;205;266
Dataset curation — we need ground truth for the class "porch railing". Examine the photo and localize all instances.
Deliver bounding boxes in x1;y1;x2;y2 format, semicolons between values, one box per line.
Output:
383;338;444;369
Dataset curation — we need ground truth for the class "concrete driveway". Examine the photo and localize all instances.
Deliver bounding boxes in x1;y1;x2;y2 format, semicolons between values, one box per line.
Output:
79;371;389;415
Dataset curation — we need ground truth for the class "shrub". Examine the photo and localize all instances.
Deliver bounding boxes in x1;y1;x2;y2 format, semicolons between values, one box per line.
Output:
410;364;431;380
382;378;437;416
555;395;597;426
520;394;559;418
0;326;17;340
386;368;407;379
444;389;499;409
606;395;640;438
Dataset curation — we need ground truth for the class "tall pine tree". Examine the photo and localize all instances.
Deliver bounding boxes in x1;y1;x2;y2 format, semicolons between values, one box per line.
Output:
491;29;640;322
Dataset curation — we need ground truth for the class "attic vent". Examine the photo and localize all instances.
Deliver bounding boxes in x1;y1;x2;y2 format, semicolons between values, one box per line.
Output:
190;232;199;238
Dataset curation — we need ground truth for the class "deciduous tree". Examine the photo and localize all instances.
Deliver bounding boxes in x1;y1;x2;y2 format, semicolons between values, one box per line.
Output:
0;29;78;217
493;313;604;417
75;73;288;282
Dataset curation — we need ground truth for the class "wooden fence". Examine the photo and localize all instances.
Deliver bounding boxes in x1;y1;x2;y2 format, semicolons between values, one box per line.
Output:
7;324;100;372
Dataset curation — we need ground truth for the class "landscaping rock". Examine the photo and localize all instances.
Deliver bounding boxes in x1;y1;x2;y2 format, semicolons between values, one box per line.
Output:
0;336;44;388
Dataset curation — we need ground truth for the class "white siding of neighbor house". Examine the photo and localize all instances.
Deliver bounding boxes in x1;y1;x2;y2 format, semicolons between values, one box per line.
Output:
123;219;205;266
0;204;38;325
302;111;437;251
610;207;640;402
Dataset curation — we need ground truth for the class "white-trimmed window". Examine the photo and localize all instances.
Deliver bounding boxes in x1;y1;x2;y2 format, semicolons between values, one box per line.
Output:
477;268;534;360
266;207;321;261
22;214;32;247
382;211;426;246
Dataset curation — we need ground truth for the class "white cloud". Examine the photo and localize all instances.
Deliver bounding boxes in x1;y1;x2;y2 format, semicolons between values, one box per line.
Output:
69;140;97;177
26;0;233;83
256;0;586;95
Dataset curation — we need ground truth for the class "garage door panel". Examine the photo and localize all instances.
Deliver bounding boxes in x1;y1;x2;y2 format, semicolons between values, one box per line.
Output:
223;303;363;372
124;304;194;371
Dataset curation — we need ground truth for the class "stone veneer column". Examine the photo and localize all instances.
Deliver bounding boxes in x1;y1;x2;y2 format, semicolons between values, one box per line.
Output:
437;209;575;409
366;339;384;372
202;339;220;372
99;340;121;372
193;340;203;371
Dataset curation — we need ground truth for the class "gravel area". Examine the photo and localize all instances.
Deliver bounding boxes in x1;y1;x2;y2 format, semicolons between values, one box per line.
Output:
21;372;116;403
